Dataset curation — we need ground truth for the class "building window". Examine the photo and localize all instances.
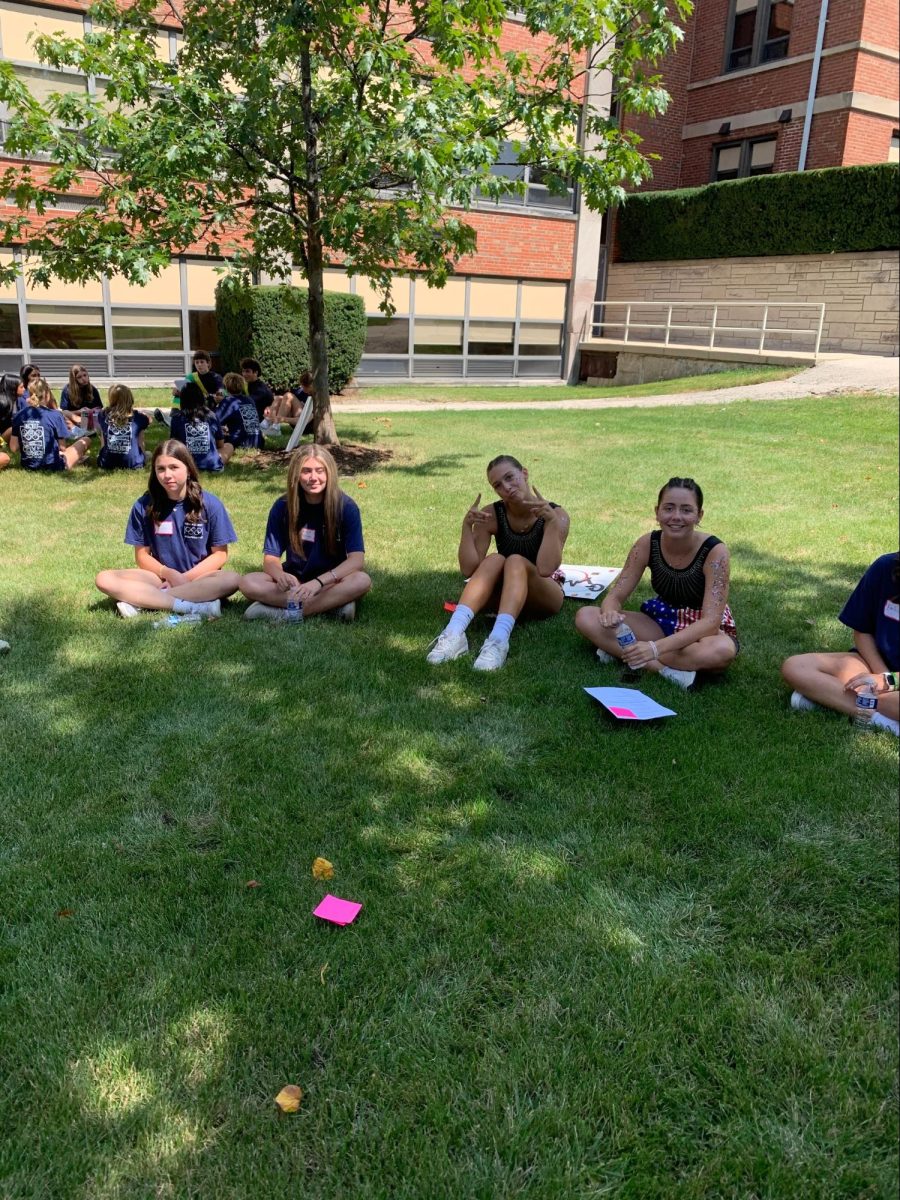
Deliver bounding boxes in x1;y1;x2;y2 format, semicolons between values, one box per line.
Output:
726;0;793;73
712;137;776;181
889;132;900;164
111;307;182;351
413;319;463;356
0;303;21;349
477;141;575;212
27;305;105;350
364;317;409;354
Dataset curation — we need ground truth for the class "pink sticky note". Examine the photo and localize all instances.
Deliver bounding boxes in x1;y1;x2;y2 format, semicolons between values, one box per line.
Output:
313;894;362;926
609;706;638;719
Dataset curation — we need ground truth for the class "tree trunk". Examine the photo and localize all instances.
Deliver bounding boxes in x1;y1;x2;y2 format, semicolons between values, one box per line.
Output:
300;42;338;445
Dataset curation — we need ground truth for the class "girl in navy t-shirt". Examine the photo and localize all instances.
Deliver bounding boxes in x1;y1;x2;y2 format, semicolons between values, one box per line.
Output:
782;552;899;734
216;373;265;451
239;444;371;622
0;373;25;471
60;363;103;414
9;392;90;472
171;381;227;471
95;439;241;619
97;384;149;470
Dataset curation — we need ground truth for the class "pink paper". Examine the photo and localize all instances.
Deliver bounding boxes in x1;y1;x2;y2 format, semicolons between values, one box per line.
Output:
313;894;362;926
609;706;638;719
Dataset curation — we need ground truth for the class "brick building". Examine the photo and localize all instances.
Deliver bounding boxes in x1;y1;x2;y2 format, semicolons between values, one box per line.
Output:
621;0;899;191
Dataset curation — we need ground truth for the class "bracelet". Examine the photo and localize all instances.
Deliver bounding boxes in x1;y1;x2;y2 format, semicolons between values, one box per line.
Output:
649;640;659;660
314;578;324;591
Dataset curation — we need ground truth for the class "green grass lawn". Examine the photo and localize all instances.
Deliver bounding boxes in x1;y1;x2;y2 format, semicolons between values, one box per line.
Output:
0;394;897;1199
129;364;799;409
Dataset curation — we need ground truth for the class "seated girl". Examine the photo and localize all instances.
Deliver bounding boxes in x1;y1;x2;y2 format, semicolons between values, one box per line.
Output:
240;444;371;622
60;363;103;417
95;440;240;619
427;454;570;671
9;386;90;471
171;381;228;470
575;477;737;690
0;373;26;471
781;553;899;735
97;384;149;470
265;371;313;431
216;373;265;450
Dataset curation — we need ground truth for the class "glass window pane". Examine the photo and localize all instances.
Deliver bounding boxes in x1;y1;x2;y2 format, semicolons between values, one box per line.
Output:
364;317;409;354
14;66;87;104
518;323;562;355
27;305;105;350
189;311;218;357
750;139;776;167
728;1;757;70
413;319;463;355
111;308;182;350
0;251;18;301
526;184;575;211
467;321;514;356
762;0;792;61
0;303;21;349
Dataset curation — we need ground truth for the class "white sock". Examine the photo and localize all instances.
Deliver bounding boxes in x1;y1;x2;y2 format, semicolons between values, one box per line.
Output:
658;665;696;689
871;712;900;736
173;598;215;615
445;604;475;637
488;612;516;645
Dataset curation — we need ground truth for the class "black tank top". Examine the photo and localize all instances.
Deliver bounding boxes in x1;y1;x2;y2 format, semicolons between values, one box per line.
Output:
493;500;559;565
648;530;722;608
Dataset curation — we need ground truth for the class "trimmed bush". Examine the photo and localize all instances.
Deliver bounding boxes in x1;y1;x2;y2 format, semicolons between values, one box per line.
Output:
617;163;900;262
215;280;367;392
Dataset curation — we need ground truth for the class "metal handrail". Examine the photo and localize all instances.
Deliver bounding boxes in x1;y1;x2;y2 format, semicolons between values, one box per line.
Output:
584;299;827;359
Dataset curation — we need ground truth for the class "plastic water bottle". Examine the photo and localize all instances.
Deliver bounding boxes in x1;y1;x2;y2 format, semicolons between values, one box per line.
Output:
851;680;878;731
616;620;640;669
151;612;203;629
286;598;303;623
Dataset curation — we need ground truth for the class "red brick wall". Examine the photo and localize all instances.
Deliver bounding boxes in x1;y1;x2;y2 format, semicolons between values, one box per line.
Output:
451;210;575;280
843;110;898;163
861;0;900;49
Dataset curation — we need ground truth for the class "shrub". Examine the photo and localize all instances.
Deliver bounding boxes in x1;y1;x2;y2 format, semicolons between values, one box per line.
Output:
617;163;900;262
215;280;367;392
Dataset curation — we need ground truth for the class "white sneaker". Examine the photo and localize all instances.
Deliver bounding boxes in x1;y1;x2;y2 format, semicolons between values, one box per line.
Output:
244;601;291;621
473;636;509;672
790;691;820;712
595;648;615;664
116;601;142;619
334;601;356;623
426;630;468;664
658;665;696;690
189;600;221;619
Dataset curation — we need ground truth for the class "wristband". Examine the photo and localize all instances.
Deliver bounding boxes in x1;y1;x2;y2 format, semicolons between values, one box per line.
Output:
649;640;659;661
315;577;324;591
885;671;899;692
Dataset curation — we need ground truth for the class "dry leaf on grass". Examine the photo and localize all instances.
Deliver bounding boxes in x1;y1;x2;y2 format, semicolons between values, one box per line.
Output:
245;880;261;889
312;857;334;880
56;908;74;918
357;480;368;488
275;1084;303;1113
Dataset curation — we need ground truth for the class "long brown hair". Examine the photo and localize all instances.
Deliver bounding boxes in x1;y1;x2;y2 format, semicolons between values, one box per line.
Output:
68;363;94;407
147;439;205;524
286;445;343;558
106;383;134;428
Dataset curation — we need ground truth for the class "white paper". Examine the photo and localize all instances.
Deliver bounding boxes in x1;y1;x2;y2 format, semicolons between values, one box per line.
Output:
558;564;620;599
584;686;676;720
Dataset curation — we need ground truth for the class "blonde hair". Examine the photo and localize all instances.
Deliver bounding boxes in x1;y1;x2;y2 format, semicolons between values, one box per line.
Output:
28;378;56;409
106;384;135;427
222;372;247;396
286;445;343;558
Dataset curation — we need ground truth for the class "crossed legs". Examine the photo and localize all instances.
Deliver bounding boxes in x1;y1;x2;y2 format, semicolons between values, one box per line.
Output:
575;607;737;673
781;651;900;721
95;568;242;611
239;570;371;615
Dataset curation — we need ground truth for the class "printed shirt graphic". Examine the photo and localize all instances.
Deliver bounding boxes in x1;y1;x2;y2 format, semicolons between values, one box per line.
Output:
98;411;149;469
170;412;224;471
217;393;264;448
263;494;364;580
125;491;237;571
12;406;70;470
839;552;900;669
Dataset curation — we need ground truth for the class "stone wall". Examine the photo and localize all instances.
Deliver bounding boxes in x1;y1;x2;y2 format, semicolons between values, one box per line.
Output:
604;251;899;355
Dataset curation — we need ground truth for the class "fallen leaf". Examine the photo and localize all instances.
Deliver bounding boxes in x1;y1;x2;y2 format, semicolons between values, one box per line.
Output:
245;879;260;889
275;1084;303;1113
805;618;816;626
357;480;367;488
312;857;334;880
320;963;330;985
56;908;74;918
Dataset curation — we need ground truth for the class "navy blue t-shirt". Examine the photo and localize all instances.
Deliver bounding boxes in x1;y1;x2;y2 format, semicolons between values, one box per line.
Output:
839;553;900;670
12;406;72;470
171;411;224;472
60;383;102;411
246;378;275;419
98;410;149;470
263;494;364;581
217;393;264;449
125;491;237;572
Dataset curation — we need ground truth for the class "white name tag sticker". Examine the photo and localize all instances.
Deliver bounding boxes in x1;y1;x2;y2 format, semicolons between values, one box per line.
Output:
885;599;899;621
156;520;175;536
300;527;316;544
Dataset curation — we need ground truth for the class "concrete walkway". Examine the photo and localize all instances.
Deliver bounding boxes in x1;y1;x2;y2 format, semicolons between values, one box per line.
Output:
332;353;898;413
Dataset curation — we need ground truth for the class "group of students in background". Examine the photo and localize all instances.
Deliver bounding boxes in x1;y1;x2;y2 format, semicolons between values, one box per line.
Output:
0;350;313;474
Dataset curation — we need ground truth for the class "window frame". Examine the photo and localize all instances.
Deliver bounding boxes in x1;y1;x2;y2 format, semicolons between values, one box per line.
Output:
723;0;794;75
710;136;777;183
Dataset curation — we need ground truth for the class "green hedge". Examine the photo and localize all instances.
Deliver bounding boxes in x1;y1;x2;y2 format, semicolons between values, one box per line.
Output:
617;164;900;262
215;280;367;392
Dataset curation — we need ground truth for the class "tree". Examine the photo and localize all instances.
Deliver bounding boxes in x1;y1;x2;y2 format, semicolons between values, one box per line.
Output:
0;0;689;443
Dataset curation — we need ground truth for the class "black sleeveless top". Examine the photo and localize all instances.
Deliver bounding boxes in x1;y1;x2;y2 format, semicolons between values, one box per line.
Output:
648;530;722;609
493;500;559;564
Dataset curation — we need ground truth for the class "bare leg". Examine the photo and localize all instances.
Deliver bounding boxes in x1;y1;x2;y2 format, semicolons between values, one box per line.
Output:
575;607;736;672
63;438;90;468
781;651;899;719
0;452;9;470
457;554;508;614
220;442;235;464
239;570;370;614
96;568;240;610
